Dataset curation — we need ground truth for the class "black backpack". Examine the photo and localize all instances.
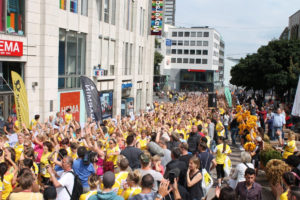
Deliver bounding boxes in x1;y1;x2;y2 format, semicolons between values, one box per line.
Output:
64;171;83;200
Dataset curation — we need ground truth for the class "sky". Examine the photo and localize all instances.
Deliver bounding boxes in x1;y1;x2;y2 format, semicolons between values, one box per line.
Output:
176;0;300;59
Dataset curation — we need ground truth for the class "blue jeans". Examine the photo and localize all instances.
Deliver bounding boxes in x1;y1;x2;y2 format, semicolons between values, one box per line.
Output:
272;126;283;140
231;127;238;145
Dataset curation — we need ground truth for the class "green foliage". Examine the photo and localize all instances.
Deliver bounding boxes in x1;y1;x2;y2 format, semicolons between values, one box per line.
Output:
154;51;164;67
260;149;282;167
230;39;300;96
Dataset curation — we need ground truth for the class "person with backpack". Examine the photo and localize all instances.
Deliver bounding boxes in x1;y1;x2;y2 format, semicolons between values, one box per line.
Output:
47;156;82;200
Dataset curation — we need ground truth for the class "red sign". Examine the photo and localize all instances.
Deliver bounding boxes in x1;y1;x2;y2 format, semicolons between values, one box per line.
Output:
0;40;23;56
60;92;80;122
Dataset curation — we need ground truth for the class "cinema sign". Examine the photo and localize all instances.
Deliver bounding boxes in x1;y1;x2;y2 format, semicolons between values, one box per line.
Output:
0;40;23;56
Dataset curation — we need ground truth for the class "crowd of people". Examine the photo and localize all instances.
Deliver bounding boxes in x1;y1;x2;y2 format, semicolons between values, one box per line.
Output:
0;92;299;200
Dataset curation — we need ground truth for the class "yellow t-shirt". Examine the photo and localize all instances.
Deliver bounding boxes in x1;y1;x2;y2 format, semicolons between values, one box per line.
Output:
13;120;20;133
14;143;24;162
29;119;38;130
106;146;120;166
216;121;225;137
112;171;129;195
283;140;296;159
215;144;231;164
40;152;52;178
33;162;39;175
123;187;142;200
79;190;97;200
138;138;148;151
2;173;13;200
280;190;288;200
65;113;73;124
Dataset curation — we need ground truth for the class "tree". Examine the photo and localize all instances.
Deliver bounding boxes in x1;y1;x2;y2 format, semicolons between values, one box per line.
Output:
230;39;300;98
154;51;164;67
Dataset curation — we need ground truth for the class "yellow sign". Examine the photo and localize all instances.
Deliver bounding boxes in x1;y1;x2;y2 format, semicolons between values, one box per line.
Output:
11;71;29;128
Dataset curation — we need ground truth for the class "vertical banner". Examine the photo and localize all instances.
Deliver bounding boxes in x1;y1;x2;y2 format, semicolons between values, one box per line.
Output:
100;91;113;119
11;71;29;128
224;87;232;108
151;0;163;35
60;92;80;122
80;76;102;122
292;76;300;116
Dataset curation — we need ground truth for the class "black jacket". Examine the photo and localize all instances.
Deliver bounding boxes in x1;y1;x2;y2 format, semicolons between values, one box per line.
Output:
187;132;200;154
121;146;143;170
164;159;187;187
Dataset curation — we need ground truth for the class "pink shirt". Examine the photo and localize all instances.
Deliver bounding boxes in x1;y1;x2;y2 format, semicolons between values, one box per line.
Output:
34;143;43;163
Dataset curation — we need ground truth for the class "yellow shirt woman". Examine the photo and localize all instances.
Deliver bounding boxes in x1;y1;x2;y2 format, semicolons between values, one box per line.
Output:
123;187;142;200
40;152;52;178
14;143;24;162
2;173;13;200
216;121;225;137
214;143;231;164
112;171;129;195
106;146;120;166
283;140;296;159
138;138;148;151
79;190;97;200
65;113;73;124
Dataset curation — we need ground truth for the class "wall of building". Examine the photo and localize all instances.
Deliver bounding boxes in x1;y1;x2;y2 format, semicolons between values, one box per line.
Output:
0;0;154;124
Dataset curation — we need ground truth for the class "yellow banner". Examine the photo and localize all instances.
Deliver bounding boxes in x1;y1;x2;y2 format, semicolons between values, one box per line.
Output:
11;71;29;128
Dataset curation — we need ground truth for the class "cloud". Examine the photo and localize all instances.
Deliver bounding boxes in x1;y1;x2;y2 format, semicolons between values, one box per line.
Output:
175;0;300;58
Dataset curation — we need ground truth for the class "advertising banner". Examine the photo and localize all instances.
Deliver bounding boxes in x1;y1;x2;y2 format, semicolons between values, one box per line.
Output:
60;92;80;122
11;71;29;128
80;76;102;122
151;0;163;35
100;91;113;119
0;40;23;56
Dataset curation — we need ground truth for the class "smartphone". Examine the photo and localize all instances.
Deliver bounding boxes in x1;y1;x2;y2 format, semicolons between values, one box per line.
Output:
169;172;175;184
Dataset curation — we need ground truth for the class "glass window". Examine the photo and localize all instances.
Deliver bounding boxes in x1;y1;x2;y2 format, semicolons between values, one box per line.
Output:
6;0;25;35
171;49;176;54
197;41;202;46
191;32;196;37
177;49;182;54
111;0;116;25
190;58;195;64
202;59;208;64
190;41;196;46
178;40;183;46
203;50;208;55
196;72;206;81
184;40;189;46
196;50;201;55
203;41;209;46
184;32;190;37
60;0;67;10
172;40;177;46
178;32;183;37
190;50;195;55
177;58;182;63
104;0;109;23
58;29;86;90
196;59;201;64
81;0;88;16
70;0;78;13
197;32;202;37
172;32;177;37
171;58;176;63
204;32;209;37
183;58;188;63
184;49;189;55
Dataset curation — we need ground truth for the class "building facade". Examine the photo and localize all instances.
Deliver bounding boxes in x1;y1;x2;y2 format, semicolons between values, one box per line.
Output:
164;26;222;91
164;0;175;26
0;0;154;124
289;10;300;40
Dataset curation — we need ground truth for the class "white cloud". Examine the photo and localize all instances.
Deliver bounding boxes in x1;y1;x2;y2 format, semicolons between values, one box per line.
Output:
175;0;300;58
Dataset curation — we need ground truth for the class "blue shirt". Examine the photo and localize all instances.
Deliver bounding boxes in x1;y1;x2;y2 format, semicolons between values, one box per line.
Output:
72;158;95;188
272;113;285;127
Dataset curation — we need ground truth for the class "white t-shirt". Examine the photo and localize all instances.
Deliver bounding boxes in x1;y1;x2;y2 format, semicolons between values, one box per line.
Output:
231;162;254;183
56;170;75;200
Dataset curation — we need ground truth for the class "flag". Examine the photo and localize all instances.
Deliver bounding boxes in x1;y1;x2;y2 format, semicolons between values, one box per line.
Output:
11;71;29;128
225;87;232;108
292;76;300;116
80;76;102;122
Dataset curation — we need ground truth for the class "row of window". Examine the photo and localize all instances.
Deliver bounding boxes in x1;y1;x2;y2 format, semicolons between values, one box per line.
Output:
171;49;208;55
172;31;209;37
171;58;208;64
172;40;209;46
60;0;88;16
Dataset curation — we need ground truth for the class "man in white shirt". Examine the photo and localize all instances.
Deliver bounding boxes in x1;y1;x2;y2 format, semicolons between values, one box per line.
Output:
47;156;74;200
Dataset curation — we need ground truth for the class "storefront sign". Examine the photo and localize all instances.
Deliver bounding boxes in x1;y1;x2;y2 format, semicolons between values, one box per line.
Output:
166;39;172;46
151;1;163;35
122;83;132;89
60;91;80;122
0;40;23;56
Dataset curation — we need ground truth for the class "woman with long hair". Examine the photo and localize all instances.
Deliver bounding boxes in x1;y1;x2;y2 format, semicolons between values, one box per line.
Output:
186;156;203;200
